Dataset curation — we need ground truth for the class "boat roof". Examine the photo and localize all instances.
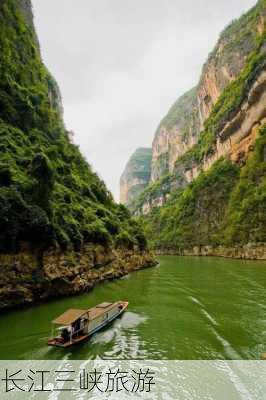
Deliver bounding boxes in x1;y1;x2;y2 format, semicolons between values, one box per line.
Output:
52;302;118;325
96;302;113;308
88;302;116;320
52;309;88;325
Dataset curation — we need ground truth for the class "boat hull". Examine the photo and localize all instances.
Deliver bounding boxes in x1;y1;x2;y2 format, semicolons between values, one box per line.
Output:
48;301;128;348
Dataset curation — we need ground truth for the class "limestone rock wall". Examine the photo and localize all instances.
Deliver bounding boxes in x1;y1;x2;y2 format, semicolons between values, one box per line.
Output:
131;1;266;215
138;68;266;215
151;7;265;183
0;244;156;310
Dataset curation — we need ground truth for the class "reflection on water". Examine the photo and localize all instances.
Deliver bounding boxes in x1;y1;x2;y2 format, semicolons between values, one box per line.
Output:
0;256;265;360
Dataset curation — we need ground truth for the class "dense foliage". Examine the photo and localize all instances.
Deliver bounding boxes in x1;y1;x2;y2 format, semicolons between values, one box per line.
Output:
222;125;266;244
0;0;147;252
140;125;266;249
131;172;186;213
140;160;240;249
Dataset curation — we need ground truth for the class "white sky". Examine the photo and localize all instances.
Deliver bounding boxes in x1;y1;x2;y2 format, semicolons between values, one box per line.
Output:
32;0;257;201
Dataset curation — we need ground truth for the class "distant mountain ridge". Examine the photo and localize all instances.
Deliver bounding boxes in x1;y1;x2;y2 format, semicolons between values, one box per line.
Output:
120;148;152;206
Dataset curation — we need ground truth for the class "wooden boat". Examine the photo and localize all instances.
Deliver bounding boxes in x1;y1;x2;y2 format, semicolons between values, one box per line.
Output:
48;301;128;348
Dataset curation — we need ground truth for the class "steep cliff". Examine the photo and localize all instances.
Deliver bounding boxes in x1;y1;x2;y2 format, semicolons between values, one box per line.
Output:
128;0;266;258
131;0;266;215
151;0;265;184
120;148;152;207
0;0;155;310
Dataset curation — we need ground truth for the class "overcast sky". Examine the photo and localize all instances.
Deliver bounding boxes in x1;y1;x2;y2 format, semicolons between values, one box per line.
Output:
32;0;256;201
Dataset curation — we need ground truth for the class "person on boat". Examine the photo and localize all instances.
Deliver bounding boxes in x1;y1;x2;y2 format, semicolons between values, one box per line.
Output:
70;320;79;338
74;318;81;335
80;318;86;334
61;328;70;342
70;324;75;339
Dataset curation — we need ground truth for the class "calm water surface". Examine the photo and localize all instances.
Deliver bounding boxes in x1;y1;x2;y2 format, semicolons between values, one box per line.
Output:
0;256;265;360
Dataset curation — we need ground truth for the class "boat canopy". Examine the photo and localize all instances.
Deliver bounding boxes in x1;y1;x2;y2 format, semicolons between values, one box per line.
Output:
52;302;118;325
96;302;112;308
52;309;88;325
87;302;116;320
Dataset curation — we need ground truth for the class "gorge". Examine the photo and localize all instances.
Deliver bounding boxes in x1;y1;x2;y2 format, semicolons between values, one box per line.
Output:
0;0;265;369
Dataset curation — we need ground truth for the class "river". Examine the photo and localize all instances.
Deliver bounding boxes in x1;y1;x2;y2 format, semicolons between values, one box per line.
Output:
0;256;265;360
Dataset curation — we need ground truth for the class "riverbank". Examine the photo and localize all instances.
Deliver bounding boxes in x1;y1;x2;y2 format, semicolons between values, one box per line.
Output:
0;244;157;311
155;243;266;260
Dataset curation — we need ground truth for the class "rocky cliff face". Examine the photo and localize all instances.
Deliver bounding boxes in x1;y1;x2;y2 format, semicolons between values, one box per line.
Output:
138;68;266;215
151;87;200;181
151;1;265;184
140;121;266;258
124;1;266;259
0;0;156;310
131;0;266;215
0;245;155;310
120;148;152;207
178;70;266;184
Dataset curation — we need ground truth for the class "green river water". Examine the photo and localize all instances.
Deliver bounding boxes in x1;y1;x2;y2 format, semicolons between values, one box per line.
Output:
0;256;265;360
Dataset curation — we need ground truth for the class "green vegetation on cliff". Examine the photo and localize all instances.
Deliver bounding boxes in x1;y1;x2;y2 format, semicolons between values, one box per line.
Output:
133;27;265;215
175;29;266;167
140;160;239;249
131;0;266;217
156;87;199;138
0;0;147;253
120;147;152;207
131;171;186;213
140;125;266;249
153;0;265;152
223;125;266;244
206;0;265;71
